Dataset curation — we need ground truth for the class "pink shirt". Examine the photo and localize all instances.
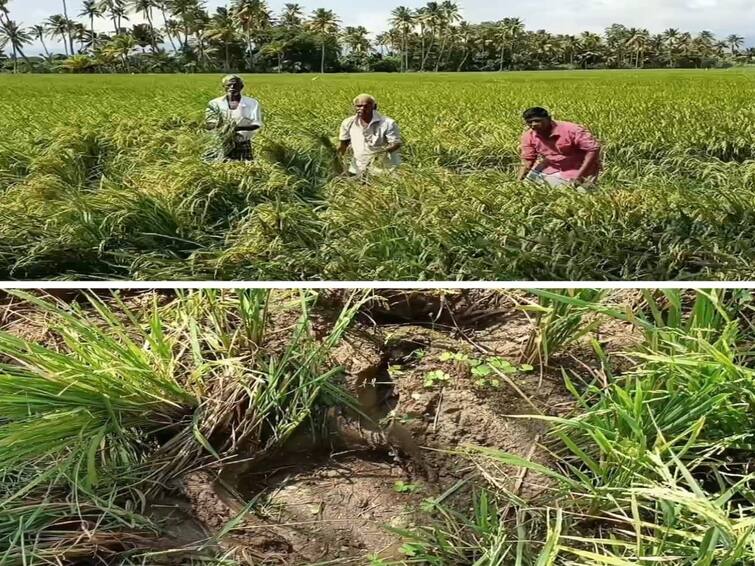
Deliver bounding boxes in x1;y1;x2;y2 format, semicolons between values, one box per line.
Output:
521;121;601;180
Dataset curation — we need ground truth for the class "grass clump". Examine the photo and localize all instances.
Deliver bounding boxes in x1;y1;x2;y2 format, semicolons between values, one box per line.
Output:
393;289;755;565
0;289;366;563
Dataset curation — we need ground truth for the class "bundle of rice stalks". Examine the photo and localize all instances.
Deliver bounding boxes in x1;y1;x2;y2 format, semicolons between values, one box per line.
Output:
203;107;242;164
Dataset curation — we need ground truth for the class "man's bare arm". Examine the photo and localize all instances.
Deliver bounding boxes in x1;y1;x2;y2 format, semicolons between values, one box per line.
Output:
576;149;600;182
338;140;351;155
518;159;537;181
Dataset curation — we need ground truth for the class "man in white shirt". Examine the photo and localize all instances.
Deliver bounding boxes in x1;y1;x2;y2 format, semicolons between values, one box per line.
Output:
206;75;263;161
338;94;402;177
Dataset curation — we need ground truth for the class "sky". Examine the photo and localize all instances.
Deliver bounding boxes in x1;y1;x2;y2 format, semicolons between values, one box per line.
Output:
7;0;754;55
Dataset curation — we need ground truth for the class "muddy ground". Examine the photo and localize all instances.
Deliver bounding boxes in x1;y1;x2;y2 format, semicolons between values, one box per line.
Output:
0;289;644;565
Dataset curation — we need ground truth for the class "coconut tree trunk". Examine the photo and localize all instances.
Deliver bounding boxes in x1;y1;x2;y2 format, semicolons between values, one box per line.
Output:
435;33;448;72
420;25;425;69
147;11;157;53
321;39;326;73
225;42;230;72
90;16;96;52
247;34;254;71
62;0;74;55
402;34;407;72
278;52;283;72
40;37;51;59
499;45;505;71
160;8;177;53
11;43;17;73
17;45;31;71
420;32;435;71
457;47;469;71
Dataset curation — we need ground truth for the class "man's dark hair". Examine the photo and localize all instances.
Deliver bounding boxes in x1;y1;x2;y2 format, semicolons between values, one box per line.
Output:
523;107;550;121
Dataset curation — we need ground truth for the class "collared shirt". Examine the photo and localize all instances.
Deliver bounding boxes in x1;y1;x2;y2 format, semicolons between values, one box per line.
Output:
339;110;402;175
207;95;263;143
521;121;601;180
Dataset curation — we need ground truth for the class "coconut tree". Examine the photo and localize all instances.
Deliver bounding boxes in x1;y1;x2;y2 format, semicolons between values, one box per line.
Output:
130;0;160;52
626;28;650;68
70;23;89;53
0;20;32;72
374;31;391;56
434;0;460;71
280;3;303;30
389;6;413;72
132;23;160;54
232;0;272;71
662;28;680;67
187;8;212;70
454;20;475;71
419;2;442;71
205;7;236;72
167;0;206;52
560;34;579;67
577;31;603;68
497;17;524;71
109;32;137;71
43;13;76;56
99;0;130;36
726;34;744;56
80;1;103;52
163;17;182;52
0;0;10;25
307;8;339;73
60;0;76;54
261;39;286;71
45;14;71;56
31;24;51;59
154;1;178;52
342;26;370;54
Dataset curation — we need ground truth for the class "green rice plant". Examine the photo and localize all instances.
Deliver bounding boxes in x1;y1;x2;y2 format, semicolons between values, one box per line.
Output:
203;107;241;163
521;289;608;366
397;289;755;565
0;72;754;280
387;489;543;565
554;453;755;565
0;289;367;562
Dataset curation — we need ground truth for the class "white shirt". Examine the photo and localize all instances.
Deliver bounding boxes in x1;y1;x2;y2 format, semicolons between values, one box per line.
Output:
207;95;263;143
339;110;402;175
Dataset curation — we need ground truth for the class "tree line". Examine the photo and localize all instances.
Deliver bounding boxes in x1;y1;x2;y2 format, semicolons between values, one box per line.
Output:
0;0;752;74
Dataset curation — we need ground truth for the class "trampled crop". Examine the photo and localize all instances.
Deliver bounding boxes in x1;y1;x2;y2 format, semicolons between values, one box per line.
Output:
0;70;753;280
1;289;753;564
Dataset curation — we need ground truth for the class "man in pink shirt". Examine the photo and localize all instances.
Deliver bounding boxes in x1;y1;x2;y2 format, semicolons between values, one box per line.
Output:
518;107;601;188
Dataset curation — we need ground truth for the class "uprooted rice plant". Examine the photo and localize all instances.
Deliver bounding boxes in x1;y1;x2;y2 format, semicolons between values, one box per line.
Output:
0;288;753;564
0;71;754;280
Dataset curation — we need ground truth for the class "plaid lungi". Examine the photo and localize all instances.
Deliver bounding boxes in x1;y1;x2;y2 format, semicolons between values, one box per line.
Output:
227;141;253;161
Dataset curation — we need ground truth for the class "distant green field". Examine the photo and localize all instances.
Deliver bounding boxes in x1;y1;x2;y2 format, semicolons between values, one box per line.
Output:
0;70;753;280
